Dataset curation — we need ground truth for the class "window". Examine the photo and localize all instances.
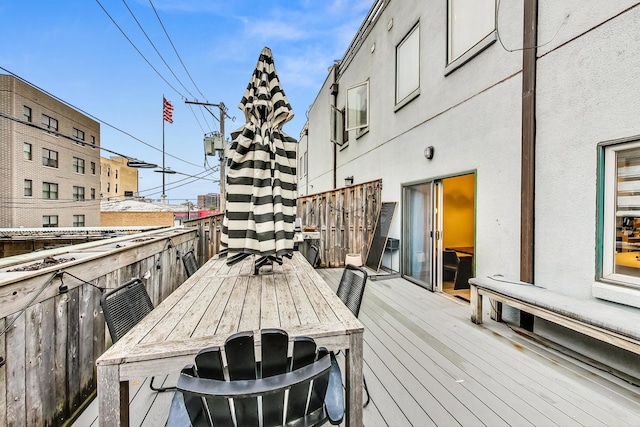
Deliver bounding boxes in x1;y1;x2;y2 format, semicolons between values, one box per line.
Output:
107;167;110;177
73;186;85;201
90;135;96;148
23;142;32;160
346;81;369;132
447;0;496;69
73;215;85;227
396;24;420;106
299;156;303;178
124;190;133;197
115;184;118;193
42;114;58;133
43;215;58;228
91;161;96;174
331;107;348;147
23;106;32;122
42;148;58;168
24;179;32;196
115;169;118;179
72;157;85;174
91;188;96;199
106;182;110;192
42;182;58;200
73;128;85;144
600;140;640;287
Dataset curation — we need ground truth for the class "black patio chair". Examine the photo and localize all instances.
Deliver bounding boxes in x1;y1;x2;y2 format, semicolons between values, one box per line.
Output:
306;244;320;267
100;278;174;392
166;329;344;427
443;249;460;283
181;249;198;278
336;264;371;407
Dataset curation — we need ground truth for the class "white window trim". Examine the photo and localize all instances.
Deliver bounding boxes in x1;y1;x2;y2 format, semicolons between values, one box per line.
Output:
596;136;640;308
445;31;496;76
345;81;369;132
395;23;420;107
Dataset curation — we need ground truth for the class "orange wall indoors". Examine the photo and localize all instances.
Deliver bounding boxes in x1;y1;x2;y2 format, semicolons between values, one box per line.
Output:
442;174;475;248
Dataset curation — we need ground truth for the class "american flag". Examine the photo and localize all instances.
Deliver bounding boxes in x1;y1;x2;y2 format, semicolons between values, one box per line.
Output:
163;97;174;123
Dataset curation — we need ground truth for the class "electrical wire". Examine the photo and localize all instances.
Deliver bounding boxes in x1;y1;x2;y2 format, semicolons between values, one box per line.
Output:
95;0;183;98
121;0;196;100
0;66;204;168
148;0;208;102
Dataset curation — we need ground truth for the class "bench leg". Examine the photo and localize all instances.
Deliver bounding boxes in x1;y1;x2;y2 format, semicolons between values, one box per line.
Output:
490;300;503;322
470;284;482;324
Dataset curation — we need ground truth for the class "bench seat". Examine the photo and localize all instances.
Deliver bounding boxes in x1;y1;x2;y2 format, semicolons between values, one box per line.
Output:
469;276;640;355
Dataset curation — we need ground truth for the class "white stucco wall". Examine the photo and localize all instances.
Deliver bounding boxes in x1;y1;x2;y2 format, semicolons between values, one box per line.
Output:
536;4;640;298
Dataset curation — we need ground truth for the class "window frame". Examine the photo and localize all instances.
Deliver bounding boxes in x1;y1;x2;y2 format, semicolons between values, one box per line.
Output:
73;157;85;174
598;138;640;288
23;106;32;123
73;214;85;227
73;186;85;202
23;142;32;160
91;161;96;175
24;179;32;197
345;81;370;132
445;0;497;75
42;182;59;200
91;188;96;200
395;22;421;108
43;215;58;228
41;114;58;133
73;127;85;144
42;148;59;168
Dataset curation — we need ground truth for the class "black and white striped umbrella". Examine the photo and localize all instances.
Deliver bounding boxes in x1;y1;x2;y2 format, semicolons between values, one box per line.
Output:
221;47;297;263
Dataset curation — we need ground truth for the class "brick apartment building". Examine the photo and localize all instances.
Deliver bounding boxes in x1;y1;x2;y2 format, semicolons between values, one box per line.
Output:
101;156;139;200
197;192;220;209
0;74;101;227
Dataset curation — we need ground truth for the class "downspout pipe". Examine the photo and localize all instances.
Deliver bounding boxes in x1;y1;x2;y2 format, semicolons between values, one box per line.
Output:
520;0;538;330
331;65;339;189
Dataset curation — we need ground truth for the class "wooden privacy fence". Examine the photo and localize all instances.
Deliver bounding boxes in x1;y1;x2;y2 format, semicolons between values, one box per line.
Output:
183;213;224;261
296;180;382;267
0;227;198;427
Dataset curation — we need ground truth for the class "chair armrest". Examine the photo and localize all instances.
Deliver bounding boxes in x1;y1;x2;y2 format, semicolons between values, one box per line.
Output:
325;353;344;425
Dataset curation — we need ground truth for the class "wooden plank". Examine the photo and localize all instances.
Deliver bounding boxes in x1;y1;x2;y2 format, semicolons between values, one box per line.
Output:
260;274;280;328
238;274;262;331
66;287;81;414
191;276;235;338
6;312;26;426
79;284;95;402
273;272;299;328
0;318;6;427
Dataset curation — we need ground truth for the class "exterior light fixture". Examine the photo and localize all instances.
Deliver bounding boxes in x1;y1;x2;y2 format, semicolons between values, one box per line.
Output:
127;159;158;168
424;146;435;160
345;176;354;186
154;167;177;174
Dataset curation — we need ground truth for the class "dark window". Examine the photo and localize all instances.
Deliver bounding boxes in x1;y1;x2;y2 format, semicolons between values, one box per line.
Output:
42;182;58;199
73;186;85;201
91;161;96;174
42;148;58;168
24;179;32;196
73;128;85;143
23;106;32;122
73;215;85;227
73;157;85;174
91;188;96;199
41;114;58;133
23;142;32;160
43;215;58;227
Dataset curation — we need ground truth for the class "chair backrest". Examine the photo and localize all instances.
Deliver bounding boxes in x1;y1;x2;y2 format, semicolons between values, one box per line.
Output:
336;264;368;318
443;250;460;269
100;278;153;343
181;250;198;277
174;329;343;427
306;245;319;267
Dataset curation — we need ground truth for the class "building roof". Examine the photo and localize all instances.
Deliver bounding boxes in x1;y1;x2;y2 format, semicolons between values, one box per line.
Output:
100;199;197;213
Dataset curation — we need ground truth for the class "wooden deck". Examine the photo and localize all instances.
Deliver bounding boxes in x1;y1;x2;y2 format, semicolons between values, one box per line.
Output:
75;268;640;426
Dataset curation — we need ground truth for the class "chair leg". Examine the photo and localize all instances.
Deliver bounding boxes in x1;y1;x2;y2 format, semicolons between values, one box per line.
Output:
149;376;176;392
363;375;370;407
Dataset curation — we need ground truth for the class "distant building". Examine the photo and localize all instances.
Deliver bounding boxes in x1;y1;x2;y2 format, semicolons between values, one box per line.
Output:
100;156;138;200
0;74;101;227
197;193;220;210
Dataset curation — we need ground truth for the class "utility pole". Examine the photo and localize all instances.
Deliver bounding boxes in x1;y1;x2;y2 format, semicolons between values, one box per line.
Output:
185;101;228;214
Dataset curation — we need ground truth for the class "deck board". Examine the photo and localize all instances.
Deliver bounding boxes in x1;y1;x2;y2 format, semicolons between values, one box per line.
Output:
75;268;640;427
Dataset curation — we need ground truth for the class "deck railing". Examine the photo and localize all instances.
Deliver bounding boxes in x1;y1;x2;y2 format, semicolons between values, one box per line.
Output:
0;227;198;426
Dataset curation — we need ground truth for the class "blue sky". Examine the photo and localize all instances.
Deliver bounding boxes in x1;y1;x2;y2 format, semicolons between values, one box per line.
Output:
0;0;371;204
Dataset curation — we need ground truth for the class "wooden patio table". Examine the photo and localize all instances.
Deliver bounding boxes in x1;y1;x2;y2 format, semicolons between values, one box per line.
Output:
96;251;364;426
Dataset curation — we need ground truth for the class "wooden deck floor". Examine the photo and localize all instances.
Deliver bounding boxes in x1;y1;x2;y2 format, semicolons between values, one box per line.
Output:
74;269;640;426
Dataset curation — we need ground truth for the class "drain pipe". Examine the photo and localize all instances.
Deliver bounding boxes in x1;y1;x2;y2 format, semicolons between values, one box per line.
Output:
520;0;538;331
331;65;339;189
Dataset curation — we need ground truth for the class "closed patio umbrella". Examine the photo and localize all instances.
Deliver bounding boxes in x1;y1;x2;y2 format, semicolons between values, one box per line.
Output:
221;47;297;269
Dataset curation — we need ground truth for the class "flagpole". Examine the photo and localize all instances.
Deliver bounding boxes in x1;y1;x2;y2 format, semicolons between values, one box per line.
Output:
162;95;166;203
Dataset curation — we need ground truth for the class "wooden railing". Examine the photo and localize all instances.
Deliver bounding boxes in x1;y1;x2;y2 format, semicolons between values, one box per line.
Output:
0;227;198;426
183;213;224;263
296;180;382;267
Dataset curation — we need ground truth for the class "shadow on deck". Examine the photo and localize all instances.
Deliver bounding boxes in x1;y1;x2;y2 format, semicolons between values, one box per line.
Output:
75;269;640;426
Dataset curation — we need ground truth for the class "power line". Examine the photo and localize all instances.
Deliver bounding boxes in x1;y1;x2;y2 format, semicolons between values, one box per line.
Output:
95;0;183;98
148;0;208;101
0;66;203;168
121;0;196;100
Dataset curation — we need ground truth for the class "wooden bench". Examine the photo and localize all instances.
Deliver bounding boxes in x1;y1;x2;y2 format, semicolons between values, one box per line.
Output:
469;276;640;355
